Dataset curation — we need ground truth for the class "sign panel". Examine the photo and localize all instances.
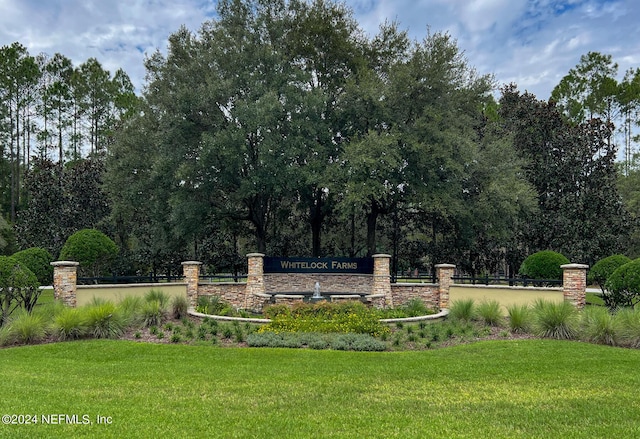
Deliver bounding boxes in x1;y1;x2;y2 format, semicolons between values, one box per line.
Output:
263;257;373;274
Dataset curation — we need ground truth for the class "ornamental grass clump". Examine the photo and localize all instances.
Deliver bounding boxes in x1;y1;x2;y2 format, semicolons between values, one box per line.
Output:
449;299;476;322
171;295;189;319
142;299;168;328
531;299;578;340
84;301;127;339
52;307;87;341
506;304;531;333
6;309;48;344
580;306;620;346
615;307;640;348
476;300;503;326
117;296;143;327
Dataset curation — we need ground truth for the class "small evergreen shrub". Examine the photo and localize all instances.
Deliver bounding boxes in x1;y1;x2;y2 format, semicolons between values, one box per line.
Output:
196;295;234;315
476;300;503;326
449;299;476;322
519;250;569;281
506;304;531;333
604;259;640;308
531;300;578;340
11;247;54;285
589;255;632;309
0;255;40;321
59;229;118;277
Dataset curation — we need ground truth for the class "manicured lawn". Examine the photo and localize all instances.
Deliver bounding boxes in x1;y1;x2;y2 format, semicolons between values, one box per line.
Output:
2;340;640;438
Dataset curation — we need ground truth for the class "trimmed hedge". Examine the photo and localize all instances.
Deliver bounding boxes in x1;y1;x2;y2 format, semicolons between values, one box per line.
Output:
12;247;54;285
605;259;640;308
519;250;569;280
59;229;118;277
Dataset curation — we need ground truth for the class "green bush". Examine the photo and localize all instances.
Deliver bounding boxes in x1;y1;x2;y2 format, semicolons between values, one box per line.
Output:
84;301;126;338
531;300;578;340
506;304;531;333
52;307;87;341
589;255;631;288
59;229;118;277
0;255;40;324
519;250;569;281
449;299;476;322
12;247;54;285
604;259;640;308
476;300;503;326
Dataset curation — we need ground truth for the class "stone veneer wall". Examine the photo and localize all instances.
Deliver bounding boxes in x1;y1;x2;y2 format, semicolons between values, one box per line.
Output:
390;284;439;310
50;257;588;313
263;273;373;295
198;282;253;309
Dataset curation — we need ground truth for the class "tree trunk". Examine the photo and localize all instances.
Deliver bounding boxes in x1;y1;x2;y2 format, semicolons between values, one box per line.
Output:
366;200;379;257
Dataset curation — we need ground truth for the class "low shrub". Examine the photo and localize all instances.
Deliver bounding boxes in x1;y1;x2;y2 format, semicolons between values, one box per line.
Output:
580;306;619;346
331;333;386;351
260;302;389;336
476;300;503;326
247;331;386;351
84;301;126;339
52;307;87;340
531;300;578;340
506;304;531;333
449;299;476;322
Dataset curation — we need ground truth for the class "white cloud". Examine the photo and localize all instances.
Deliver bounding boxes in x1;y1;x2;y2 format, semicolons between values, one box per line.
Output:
0;0;638;101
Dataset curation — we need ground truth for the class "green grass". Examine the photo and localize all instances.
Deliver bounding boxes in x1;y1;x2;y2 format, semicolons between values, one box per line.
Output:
2;340;640;438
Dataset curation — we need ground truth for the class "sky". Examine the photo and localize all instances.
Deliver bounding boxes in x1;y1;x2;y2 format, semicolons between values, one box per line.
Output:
0;0;639;100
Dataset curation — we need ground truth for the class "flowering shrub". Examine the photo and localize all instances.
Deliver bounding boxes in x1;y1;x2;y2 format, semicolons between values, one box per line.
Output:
259;302;390;337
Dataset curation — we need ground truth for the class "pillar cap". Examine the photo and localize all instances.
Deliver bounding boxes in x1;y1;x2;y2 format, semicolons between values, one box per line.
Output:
435;264;456;269
561;263;589;270
246;253;265;258
51;261;79;267
181;261;202;266
372;254;391;258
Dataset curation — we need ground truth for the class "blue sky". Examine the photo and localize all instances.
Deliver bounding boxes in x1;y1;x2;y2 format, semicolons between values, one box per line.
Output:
0;0;638;100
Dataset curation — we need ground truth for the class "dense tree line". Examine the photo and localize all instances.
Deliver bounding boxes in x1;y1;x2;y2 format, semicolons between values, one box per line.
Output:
2;0;638;278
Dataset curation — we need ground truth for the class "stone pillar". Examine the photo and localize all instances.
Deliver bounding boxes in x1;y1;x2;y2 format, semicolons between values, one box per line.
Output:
372;254;393;307
435;264;456;310
246;253;265;310
51;261;79;307
181;261;202;308
561;263;588;310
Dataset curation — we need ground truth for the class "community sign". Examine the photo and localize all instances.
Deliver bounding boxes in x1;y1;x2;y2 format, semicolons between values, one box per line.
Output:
263;257;374;274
